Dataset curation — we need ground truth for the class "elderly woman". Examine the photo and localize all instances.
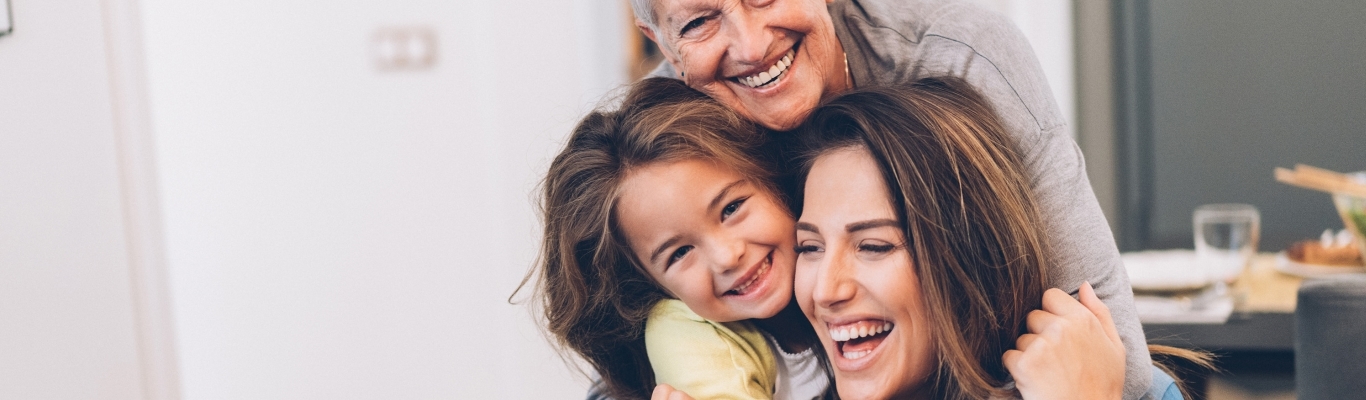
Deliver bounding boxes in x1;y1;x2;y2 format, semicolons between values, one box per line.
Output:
628;0;1151;397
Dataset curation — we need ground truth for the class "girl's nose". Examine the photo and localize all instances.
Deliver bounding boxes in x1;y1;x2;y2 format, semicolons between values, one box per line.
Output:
705;233;747;276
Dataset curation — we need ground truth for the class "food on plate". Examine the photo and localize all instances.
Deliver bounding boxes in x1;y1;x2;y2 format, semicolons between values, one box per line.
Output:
1287;229;1364;266
1345;208;1366;245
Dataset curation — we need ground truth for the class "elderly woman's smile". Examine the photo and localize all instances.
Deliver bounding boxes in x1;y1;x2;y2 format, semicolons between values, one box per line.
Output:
733;47;795;88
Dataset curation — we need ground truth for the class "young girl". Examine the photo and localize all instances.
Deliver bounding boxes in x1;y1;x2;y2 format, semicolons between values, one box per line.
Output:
534;77;828;400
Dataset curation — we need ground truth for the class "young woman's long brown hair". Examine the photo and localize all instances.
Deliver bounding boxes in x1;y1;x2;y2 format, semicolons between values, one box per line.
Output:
797;77;1050;399
530;77;778;399
797;77;1212;398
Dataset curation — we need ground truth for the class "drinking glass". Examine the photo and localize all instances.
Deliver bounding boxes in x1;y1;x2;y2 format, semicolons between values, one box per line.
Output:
1194;203;1260;283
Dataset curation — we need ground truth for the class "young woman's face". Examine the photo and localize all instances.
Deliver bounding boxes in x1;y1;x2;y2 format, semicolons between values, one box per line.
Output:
795;147;936;400
616;158;796;322
643;0;850;131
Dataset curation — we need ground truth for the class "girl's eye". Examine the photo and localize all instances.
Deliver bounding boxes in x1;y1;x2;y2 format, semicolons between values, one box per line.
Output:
859;243;896;253
721;198;747;220
668;245;694;266
794;244;822;254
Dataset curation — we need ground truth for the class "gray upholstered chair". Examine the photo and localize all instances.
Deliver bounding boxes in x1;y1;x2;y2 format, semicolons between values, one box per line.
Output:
1295;275;1366;400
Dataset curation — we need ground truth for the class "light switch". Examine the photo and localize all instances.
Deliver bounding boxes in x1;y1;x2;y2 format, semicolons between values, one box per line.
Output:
1;0;13;37
373;26;437;71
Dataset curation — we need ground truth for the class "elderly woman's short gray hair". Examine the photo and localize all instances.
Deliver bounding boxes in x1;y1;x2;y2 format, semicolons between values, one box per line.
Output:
629;0;658;31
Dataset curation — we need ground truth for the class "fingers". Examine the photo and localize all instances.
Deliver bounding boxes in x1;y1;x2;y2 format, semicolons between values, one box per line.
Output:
652;384;693;400
1040;287;1086;316
1025;309;1062;335
1006;333;1040;371
1001;348;1024;376
651;384;674;400
1078;281;1122;347
1015;332;1039;351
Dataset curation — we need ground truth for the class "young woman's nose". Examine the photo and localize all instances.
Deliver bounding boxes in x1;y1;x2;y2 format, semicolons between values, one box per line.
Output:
811;247;856;308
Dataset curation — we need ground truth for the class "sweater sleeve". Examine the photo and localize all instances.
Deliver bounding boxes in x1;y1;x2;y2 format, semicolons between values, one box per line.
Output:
645;300;776;400
831;1;1152;397
933;11;1154;400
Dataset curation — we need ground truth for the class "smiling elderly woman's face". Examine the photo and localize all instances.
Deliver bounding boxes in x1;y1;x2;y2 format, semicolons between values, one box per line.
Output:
638;0;851;131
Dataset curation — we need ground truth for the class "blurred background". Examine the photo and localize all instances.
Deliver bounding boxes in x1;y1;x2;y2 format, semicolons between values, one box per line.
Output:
1;0;1361;399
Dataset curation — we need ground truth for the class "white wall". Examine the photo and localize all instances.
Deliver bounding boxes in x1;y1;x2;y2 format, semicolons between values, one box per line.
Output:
139;0;626;398
0;0;147;398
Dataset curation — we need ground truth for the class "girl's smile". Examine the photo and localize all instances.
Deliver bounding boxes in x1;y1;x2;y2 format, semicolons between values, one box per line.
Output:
722;250;774;298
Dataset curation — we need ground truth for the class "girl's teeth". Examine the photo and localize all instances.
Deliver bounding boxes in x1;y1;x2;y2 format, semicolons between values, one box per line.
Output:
843;350;872;360
731;255;772;294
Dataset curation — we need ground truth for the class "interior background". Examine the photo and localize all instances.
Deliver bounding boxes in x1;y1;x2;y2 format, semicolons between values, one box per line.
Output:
4;0;1268;398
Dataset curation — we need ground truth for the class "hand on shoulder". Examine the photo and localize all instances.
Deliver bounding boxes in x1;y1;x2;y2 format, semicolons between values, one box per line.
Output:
1002;282;1125;400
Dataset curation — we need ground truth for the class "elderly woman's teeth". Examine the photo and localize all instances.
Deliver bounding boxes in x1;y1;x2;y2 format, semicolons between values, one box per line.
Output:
740;49;795;88
829;321;893;342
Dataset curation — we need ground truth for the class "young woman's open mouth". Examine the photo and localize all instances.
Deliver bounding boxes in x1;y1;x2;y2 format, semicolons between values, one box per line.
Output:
723;251;775;298
828;319;895;369
732;42;799;90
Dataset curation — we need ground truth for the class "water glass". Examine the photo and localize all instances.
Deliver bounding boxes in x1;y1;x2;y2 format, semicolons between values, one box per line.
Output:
1194;203;1260;283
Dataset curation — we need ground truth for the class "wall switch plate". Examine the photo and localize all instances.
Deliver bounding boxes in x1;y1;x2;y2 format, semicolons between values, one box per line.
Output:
372;26;437;71
1;0;13;37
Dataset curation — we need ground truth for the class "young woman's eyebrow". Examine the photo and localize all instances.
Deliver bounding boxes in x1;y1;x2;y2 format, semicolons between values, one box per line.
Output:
795;222;820;234
846;219;898;233
708;179;747;211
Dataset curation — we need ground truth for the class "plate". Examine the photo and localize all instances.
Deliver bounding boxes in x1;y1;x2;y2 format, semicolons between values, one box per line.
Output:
1123;250;1211;292
1273;251;1366;278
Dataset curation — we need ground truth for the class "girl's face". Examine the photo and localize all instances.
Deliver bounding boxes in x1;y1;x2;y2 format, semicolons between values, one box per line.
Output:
794;147;936;400
616;158;796;322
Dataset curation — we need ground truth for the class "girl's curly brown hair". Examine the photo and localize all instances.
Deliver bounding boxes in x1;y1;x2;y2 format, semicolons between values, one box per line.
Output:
526;77;776;399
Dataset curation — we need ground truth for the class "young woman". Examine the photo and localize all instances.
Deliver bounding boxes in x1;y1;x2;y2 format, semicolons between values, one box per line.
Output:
787;77;1198;400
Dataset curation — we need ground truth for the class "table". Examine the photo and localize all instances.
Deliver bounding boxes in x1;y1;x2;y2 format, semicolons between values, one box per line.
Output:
1141;254;1303;351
